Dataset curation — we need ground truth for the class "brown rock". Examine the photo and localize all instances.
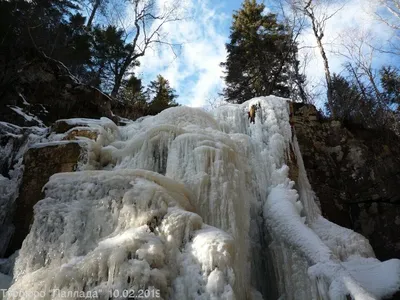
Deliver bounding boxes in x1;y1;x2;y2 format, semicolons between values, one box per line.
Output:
51;120;78;134
287;143;299;183
5;141;86;256
62;129;99;141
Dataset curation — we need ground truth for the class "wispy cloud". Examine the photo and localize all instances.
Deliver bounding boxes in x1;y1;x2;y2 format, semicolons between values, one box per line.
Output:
133;0;229;107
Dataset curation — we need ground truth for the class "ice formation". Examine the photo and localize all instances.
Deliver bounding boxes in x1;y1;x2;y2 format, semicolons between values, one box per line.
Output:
4;96;400;299
0;122;48;257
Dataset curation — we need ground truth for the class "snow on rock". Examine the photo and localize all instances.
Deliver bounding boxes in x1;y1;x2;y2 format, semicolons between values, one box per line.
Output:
311;216;375;260
9;170;233;300
342;257;400;299
0;122;48;256
6;96;400;300
59;117;119;130
6;105;45;127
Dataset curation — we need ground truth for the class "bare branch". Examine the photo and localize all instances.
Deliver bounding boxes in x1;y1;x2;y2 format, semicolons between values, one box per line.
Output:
109;0;184;97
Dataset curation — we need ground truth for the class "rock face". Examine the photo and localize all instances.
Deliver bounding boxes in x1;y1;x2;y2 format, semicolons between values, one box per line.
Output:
0;123;47;256
1;117;105;258
0;51;116;127
293;103;400;260
111;100;148;121
5;141;88;256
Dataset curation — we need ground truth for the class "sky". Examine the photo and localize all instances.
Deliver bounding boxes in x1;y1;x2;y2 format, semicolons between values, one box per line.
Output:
130;0;398;109
133;0;241;107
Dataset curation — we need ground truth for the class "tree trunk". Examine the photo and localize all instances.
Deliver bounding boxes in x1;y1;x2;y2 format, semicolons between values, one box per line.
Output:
348;64;368;100
111;74;123;98
87;0;100;28
111;52;136;98
315;35;334;117
305;4;335;118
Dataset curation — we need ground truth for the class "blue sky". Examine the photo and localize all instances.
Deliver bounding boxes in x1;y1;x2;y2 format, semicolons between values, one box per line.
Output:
132;0;399;108
135;0;242;107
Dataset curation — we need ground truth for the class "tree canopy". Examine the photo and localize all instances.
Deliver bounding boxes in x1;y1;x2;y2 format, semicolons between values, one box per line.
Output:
147;75;179;115
221;0;305;104
0;0;180;110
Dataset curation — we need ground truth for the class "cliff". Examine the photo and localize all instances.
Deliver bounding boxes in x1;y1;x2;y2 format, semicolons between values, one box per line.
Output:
292;103;400;261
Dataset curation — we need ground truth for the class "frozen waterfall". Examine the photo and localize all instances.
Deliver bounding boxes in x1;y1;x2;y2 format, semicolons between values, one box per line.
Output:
5;96;400;300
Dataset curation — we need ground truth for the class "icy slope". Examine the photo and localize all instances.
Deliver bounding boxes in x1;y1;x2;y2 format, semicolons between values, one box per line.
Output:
7;96;400;300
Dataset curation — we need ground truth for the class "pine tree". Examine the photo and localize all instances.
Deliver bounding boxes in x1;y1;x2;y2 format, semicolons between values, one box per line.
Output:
55;13;92;78
326;73;378;126
326;74;362;121
221;0;304;103
120;75;147;104
147;75;179;115
380;66;400;106
0;0;90;95
90;25;137;92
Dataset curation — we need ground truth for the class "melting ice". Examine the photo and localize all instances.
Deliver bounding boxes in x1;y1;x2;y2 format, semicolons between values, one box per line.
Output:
5;96;400;300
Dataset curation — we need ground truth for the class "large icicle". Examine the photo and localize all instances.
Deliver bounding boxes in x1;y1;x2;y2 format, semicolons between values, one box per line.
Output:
214;97;400;299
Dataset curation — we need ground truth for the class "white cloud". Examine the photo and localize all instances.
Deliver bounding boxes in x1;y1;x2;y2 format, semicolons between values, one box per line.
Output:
133;0;229;107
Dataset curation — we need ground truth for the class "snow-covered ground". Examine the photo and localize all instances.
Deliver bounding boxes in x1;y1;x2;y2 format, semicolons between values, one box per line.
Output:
4;96;400;299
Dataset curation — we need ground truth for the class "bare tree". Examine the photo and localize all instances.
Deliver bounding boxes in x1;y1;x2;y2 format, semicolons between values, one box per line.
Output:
271;0;326;104
80;0;111;28
302;0;345;117
108;0;183;97
375;0;400;30
87;0;101;27
204;94;227;112
369;0;400;55
275;0;345;116
334;28;387;102
334;27;395;127
277;1;310;103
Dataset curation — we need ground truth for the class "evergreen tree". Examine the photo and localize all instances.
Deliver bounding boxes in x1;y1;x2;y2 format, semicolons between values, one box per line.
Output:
0;0;183;103
380;66;400;106
325;74;363;121
221;0;304;103
120;75;147;105
54;13;92;78
326;73;379;126
0;0;90;96
147;75;179;115
90;25;137;92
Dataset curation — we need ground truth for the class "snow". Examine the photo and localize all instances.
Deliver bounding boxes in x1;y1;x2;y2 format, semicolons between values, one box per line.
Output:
5;96;400;300
18;93;30;106
28;140;88;149
7;105;44;127
58;117;118;129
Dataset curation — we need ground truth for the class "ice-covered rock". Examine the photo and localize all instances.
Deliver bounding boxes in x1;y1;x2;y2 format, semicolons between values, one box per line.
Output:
5;96;400;300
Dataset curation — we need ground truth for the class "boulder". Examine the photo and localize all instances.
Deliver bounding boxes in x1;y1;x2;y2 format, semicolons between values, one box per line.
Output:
5;141;87;256
62;128;99;141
